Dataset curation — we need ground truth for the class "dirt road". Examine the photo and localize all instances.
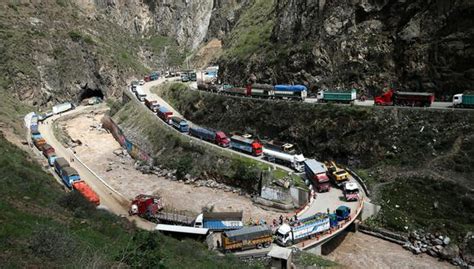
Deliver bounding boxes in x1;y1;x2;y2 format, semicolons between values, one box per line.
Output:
58;108;284;223
38;107;155;231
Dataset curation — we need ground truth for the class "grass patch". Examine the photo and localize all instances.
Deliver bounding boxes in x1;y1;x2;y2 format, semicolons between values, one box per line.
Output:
294;251;339;267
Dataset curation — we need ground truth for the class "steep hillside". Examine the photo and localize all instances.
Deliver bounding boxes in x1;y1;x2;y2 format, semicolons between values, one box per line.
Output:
0;133;258;268
218;0;474;97
160;84;474;240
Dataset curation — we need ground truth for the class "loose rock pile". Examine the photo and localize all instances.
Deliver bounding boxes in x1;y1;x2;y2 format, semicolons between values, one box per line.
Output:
405;230;472;267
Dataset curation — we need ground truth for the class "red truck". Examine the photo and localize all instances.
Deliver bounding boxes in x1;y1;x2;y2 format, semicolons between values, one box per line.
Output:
72;181;100;206
189;127;230;147
42;144;55;158
375;89;435;107
129;194;164;220
157;106;173;122
303;159;331;192
144;98;160;113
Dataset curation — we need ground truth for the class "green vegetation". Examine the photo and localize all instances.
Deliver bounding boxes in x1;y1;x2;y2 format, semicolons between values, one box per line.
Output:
371;177;474;241
0;133;261;268
113;92;292;194
147;36;188;67
223;0;275;60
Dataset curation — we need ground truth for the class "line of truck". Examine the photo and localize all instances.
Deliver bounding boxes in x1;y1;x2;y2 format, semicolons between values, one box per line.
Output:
29;114;100;206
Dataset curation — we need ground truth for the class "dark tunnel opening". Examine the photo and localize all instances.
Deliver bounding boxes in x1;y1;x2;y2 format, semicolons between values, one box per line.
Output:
79;88;105;102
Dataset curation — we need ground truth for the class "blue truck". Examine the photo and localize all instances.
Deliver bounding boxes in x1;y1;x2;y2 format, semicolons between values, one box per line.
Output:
60;167;81;188
274;85;307;101
194;211;243;231
189;127;230;147
170;116;189;133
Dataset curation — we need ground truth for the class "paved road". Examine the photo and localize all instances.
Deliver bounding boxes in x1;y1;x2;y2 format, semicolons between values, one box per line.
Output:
137;78;295;173
37;108;156;231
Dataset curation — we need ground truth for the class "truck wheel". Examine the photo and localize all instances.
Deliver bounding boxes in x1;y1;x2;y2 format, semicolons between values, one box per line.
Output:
264;242;271;248
256;243;263;249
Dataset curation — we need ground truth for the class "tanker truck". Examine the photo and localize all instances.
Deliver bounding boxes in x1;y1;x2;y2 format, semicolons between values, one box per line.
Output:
263;147;305;172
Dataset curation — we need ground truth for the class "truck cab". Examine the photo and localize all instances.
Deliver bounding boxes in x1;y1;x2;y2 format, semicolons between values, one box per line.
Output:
374;89;394;105
293;154;306;172
314;173;331;192
275;224;292;246
335;206;351;221
343;182;360;201
252;142;263;156
215;131;230;147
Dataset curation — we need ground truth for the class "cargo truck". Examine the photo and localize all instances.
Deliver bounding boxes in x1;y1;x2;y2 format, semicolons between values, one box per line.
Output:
325;161;349;187
317;89;357;104
275;213;331;246
194;211;243;231
53;102;73;114
230;135;263;156
54;157;70;175
41;144;55;158
135;86;147;102
188;127;230;147
170;117;189;133
264;141;296;154
155;224;209;239
453;93;474;108
31;124;39;135
375;89;435;107
263;148;305;172
61;167;81;188
72;181;100;206
144;98;160;113
274;85;307;101
45;152;57;166
304;159;331;192
248;83;274;98
157;106;173;122
222;87;248;96
222;225;273;252
33;138;47;151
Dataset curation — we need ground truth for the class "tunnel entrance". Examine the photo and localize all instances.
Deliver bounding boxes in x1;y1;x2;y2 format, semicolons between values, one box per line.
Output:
79;87;105;102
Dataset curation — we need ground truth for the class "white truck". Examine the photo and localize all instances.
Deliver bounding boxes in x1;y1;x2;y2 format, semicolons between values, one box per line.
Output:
52;102;73;114
263;148;305;172
343;182;360;201
275;213;330;246
135;86;147;102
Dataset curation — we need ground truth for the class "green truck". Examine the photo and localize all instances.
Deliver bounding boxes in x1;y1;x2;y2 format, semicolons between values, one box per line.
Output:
453;93;474;108
317;89;357;104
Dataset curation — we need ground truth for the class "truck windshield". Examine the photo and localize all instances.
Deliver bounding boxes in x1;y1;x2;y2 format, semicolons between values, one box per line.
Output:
346;189;359;194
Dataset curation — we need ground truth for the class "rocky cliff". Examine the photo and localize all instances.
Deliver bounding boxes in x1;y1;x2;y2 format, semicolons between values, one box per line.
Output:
218;0;474;97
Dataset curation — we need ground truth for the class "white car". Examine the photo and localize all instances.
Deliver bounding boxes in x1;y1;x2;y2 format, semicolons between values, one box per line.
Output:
139;80;145;85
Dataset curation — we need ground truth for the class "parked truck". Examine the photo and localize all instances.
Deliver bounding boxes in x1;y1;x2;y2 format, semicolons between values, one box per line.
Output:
275;213;331;246
129;194;164;220
304;159;331;192
41;144;55;158
317;89;357;104
264;141;296;154
33;138;47;151
60;167;81;188
30;124;39;135
189;127;230;147
194;211;243;231
144;98;160;113
53;102;74;114
157;106;173;122
170;117;189;133
72;181;100;206
222;225;273;252
325;161;349;187
230;135;263;156
343;182;360;201
274;85;307;101
54;157;70;175
453;93;474;108
45;151;57;166
135;86;147;102
263;148;305;172
375;89;435;107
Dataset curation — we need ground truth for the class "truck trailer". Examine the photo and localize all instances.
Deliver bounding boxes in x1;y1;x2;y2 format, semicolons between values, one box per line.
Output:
194;211;243;231
52;102;73;114
303;159;330;192
263;148;305;172
275;213;331;246
274;85;307;101
135;86;147;102
144;98;160;112
222;225;273;252
188;127;230;147
170;117;189;133
317;89;357;104
72;181;100;206
54;157;70;175
375;89;435;107
230;135;263;156
453;93;474;108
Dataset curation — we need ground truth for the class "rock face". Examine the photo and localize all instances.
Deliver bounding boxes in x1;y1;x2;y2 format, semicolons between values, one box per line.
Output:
218;0;474;97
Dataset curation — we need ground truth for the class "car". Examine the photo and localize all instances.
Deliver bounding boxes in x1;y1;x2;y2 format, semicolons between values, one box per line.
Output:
139;80;145;85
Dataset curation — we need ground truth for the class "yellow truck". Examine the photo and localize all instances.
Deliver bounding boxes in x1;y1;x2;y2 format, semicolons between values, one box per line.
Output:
325;161;349;187
221;225;272;252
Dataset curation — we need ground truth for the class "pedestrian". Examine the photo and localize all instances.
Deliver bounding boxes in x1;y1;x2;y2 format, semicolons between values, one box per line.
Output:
279;214;283;225
327;208;330;214
294;214;298;221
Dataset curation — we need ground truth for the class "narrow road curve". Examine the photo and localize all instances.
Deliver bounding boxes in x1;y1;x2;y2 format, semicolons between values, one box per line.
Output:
38;108;155;231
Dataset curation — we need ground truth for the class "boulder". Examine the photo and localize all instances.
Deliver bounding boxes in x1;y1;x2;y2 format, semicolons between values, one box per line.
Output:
439;244;459;260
